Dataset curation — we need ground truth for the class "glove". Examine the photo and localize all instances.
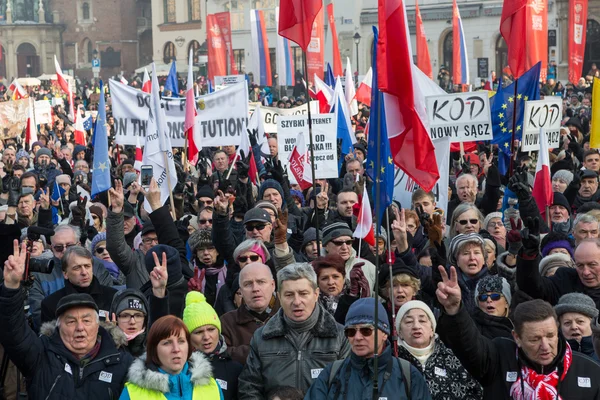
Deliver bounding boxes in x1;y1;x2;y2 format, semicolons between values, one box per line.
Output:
521;217;540;257
3;160;14;177
429;241;447;268
506;217;523;256
508;166;530;200
267;159;286;184
248;129;258;147
274;209;289;245
349;263;369;297
461;155;472;175
70;196;87;227
188;267;206;292
236;150;250;179
232;195;248;219
175;215;192;232
7;177;20;207
426;214;444;246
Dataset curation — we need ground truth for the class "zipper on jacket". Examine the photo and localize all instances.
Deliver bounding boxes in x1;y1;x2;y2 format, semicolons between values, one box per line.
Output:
297;350;302;388
45;374;62;400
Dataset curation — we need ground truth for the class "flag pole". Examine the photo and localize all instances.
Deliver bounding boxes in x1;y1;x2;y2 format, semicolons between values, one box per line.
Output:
163;151;177;215
372;90;383;400
303;52;321;256
508;78;519;175
385;207;398;358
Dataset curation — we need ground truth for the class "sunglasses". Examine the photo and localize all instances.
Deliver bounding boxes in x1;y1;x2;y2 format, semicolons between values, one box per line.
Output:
246;223;268;232
238;255;261;263
52;243;76;252
344;326;375;338
478;293;502;302
458;219;479;226
95;247;107;254
331;239;353;247
199;219;213;225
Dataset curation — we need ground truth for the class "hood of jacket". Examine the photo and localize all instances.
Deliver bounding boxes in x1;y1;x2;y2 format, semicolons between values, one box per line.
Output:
126;352;213;393
39;320;129;349
261;303;339;340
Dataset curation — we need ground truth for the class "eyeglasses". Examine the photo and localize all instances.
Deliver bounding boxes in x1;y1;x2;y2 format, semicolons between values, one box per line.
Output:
344;326;375;338
487;221;504;228
118;312;145;322
246;223;268;232
142;237;159;245
95;247;107;254
458;219;479;226
478;293;502;302
198;200;214;207
238;255;261;263
331;239;353;247
52;243;77;252
199;219;213;225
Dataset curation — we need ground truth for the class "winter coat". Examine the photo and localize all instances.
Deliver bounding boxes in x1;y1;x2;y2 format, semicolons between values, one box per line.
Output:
106;208;149;289
471;308;514;340
304;344;432;400
119;352;223;400
397;337;483;400
28;255;114;332
517;254;600;309
438;304;600;399
567;336;600;362
205;339;243;400
0;285;133;400
238;304;351;399
40;276;118;324
220;297;280;365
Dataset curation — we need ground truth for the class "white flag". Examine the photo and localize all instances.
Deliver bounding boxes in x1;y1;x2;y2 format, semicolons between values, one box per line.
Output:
345;58;358;116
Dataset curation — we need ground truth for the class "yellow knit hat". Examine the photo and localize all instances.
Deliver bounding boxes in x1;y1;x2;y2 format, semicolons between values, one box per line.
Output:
183;291;221;333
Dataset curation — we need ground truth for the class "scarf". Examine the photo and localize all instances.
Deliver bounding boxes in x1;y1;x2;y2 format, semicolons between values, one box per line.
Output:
124;327;145;342
198;263;227;300
78;335;102;366
399;336;436;367
509;342;573;400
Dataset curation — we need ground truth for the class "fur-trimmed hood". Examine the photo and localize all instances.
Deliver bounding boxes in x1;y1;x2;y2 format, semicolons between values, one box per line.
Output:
39;320;129;349
125;352;213;393
538;252;575;276
261;303;339;340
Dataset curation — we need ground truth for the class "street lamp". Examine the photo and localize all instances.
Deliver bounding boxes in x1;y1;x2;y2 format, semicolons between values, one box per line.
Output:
353;32;361;76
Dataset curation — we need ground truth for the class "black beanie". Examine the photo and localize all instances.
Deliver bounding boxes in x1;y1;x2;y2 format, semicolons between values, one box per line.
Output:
552;192;571;215
378;257;420;288
144;244;183;285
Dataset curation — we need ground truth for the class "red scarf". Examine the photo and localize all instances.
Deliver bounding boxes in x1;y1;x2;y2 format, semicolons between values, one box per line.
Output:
510;342;572;400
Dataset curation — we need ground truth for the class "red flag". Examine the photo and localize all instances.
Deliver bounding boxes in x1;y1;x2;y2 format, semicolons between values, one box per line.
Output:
352;185;375;246
532;128;553;221
314;74;334;113
415;0;432;79
134;136;143;172
288;132;312;190
54;55;75;119
378;0;439;192
354;68;372;106
568;0;588;84
306;7;325;82
142;68;152;93
238;129;258;185
214;12;238;75
74;106;87;146
326;4;343;77
278;0;323;51
8;79;26;100
25;98;37;146
206;14;228;82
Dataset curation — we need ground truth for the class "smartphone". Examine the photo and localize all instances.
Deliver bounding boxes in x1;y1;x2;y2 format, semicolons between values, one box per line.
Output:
140;165;153;188
21;187;34;195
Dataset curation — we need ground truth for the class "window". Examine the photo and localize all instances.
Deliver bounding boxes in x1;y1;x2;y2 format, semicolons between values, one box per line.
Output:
82;2;90;20
164;42;176;64
164;0;176;23
226;1;248;31
188;40;200;64
233;49;245;73
495;35;508;80
584;19;600;76
442;31;453;77
87;40;93;63
188;0;201;21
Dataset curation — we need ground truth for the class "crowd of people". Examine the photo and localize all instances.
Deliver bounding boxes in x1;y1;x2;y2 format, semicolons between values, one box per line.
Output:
0;64;599;400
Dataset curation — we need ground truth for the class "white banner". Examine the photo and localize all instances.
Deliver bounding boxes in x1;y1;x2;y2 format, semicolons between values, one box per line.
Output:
34;100;52;125
277;114;338;179
393;136;451;217
248;102;319;133
214;75;246;86
110;80;249;148
521;99;562;152
426;92;492;143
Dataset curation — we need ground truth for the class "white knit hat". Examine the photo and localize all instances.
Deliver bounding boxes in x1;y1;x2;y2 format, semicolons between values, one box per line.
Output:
395;300;437;336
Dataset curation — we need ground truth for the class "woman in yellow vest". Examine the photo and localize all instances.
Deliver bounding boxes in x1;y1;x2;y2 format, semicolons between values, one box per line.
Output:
119;315;223;400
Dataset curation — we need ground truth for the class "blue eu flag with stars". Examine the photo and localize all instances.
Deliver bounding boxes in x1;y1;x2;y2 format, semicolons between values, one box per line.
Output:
91;80;111;197
366;27;393;223
491;62;541;175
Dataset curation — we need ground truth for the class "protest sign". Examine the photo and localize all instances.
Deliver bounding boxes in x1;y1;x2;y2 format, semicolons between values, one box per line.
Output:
521;98;562;152
0;98;29;139
214;75;245;86
249;102;319;133
426;92;492;142
393;136;451;217
277;114;338;179
34;100;52;125
110;80;249;147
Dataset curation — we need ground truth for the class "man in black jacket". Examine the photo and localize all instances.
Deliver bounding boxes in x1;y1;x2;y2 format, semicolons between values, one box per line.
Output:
41;246;117;323
436;266;600;399
1;240;133;399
